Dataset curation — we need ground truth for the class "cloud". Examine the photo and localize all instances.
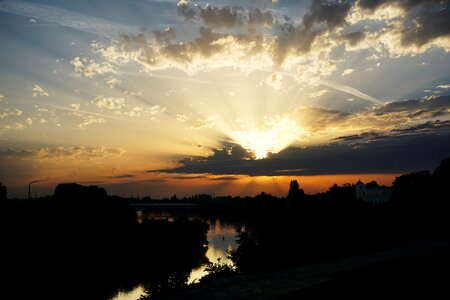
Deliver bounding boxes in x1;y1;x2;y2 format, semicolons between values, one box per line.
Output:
176;114;189;123
78;115;105;129
303;0;352;31
89;95;164;119
437;84;450;89
320;80;383;105
341;68;354;77
189;115;218;130
148;95;450;176
32;84;49;97
92;95;125;110
70;103;80;110
70;57;116;78
0;146;125;161
347;1;450;56
0;108;22;119
208;175;242;181
105;174;135;179
36;146;125;160
0;148;35;157
265;73;283;90
341;31;366;46
0;123;24;135
309;89;328;98
0;0;136;38
151;131;450;176
177;1;274;28
105;76;122;89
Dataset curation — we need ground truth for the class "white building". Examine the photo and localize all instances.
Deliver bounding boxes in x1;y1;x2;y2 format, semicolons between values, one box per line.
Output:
355;180;391;204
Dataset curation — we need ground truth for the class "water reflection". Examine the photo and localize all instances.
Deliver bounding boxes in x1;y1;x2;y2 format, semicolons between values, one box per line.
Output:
112;286;145;300
189;219;240;283
111;212;241;300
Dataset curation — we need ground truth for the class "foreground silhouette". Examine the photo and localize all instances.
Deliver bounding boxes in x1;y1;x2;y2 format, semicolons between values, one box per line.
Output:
1;158;449;299
1;183;208;300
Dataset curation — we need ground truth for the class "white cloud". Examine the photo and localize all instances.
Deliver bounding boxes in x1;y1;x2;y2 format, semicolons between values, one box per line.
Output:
70;103;80;110
147;105;166;117
78;115;105;129
0;94;4;102
25;118;33;125
437;84;450;89
341;68;354;77
265;73;283;90
176;114;189;123
189;115;218;130
70;57;116;78
105;76;122;89
309;89;328;98
32;84;49;97
0;123;24;135
0;108;23;119
92;95;125;110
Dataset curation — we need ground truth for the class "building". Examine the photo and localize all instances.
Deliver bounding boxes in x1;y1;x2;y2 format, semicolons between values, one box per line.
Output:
355;180;391;204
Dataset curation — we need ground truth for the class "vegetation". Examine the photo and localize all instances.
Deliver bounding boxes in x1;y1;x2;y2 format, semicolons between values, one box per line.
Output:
1;157;449;299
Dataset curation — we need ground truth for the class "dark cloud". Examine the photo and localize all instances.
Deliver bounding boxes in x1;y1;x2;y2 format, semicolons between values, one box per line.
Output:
342;31;366;46
152;27;176;45
357;0;391;11
374;96;450;115
208;176;242;181
177;2;274;28
401;6;450;47
303;0;352;31
358;0;450;49
177;0;197;21
358;0;446;11
0;148;34;157
150;132;450;176
149;95;450;177
141;179;167;183
168;175;209;180
105;174;136;179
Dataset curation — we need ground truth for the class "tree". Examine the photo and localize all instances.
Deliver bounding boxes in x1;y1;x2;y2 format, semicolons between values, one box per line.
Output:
0;182;6;201
287;180;305;200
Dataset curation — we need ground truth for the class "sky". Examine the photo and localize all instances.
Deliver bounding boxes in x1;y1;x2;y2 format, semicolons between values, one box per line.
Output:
0;0;449;198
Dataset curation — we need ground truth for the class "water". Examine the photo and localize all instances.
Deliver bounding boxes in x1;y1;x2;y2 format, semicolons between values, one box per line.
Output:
111;212;242;300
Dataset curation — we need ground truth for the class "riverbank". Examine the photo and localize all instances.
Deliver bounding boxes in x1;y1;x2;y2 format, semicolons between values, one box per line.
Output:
155;239;450;299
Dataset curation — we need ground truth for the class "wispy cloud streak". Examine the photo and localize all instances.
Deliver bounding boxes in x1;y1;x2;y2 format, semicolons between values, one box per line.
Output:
0;0;136;38
320;80;383;105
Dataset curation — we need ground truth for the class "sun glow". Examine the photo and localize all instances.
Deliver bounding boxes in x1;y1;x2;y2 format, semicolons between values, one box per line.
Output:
233;118;300;159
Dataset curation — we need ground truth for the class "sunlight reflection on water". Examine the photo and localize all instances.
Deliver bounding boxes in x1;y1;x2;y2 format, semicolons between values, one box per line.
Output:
110;214;241;300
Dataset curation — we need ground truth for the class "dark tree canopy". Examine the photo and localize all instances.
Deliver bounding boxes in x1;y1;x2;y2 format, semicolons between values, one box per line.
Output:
288;180;305;200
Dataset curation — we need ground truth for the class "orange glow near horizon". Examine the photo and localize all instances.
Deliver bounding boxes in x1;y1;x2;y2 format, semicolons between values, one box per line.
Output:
12;173;400;199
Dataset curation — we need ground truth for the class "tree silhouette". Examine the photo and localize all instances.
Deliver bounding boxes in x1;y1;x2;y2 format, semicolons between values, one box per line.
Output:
288;180;305;200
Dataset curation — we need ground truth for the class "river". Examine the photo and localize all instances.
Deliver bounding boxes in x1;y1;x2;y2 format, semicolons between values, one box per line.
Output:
111;210;243;300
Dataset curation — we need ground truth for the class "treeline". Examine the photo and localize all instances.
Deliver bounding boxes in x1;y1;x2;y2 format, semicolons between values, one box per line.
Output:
0;183;209;300
227;158;450;274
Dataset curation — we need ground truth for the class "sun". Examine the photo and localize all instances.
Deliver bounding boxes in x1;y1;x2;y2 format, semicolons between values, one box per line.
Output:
235;130;279;159
233;118;301;159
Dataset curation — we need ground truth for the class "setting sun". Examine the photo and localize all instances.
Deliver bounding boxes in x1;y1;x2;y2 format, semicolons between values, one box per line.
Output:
233;118;301;159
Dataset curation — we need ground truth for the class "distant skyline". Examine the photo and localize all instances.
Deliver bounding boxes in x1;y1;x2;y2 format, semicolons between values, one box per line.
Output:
1;0;449;198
